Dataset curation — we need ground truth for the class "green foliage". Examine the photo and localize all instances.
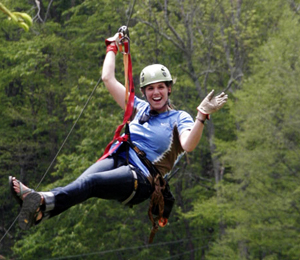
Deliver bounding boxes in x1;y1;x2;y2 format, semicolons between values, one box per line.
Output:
1;0;300;259
187;3;300;260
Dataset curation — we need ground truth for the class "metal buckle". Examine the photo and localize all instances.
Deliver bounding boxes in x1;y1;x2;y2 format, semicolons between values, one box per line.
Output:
122;166;138;205
118;25;130;54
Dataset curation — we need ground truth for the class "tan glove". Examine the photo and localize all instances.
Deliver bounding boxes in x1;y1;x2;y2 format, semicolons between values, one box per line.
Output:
197;90;228;118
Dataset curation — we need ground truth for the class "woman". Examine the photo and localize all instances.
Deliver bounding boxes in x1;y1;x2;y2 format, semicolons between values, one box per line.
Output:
10;31;228;231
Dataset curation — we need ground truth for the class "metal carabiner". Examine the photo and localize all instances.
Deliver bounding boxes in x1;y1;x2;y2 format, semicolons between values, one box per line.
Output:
118;25;130;54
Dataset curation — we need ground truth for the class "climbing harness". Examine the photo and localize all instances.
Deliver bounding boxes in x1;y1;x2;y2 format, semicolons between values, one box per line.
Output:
121;164;138;206
98;25;176;243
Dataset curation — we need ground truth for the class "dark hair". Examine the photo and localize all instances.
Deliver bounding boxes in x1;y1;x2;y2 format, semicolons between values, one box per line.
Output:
165;81;175;110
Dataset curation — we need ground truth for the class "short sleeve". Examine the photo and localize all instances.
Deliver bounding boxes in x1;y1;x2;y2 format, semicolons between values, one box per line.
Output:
177;111;194;135
134;96;148;110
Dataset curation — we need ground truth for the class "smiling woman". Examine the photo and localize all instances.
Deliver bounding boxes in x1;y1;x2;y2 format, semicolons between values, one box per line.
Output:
143;81;171;113
10;26;228;243
140;64;173;112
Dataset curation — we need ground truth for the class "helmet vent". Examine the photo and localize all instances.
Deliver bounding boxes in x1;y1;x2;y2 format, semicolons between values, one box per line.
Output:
140;64;172;88
141;72;145;83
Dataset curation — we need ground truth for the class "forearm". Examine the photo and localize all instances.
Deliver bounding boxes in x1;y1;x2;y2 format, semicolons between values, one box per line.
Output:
180;111;206;152
102;50;126;110
102;51;116;82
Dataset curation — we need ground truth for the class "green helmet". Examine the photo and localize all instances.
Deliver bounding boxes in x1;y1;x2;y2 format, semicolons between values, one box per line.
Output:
140;64;172;88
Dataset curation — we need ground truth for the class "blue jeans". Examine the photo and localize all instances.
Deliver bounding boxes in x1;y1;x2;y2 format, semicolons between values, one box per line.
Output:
46;156;153;218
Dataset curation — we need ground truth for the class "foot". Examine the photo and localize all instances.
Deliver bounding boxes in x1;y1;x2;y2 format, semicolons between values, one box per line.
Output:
19;192;45;230
11;177;32;201
9;176;34;207
10;177;44;223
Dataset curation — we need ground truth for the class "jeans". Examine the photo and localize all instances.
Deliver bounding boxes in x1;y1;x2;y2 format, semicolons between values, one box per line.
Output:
45;156;153;218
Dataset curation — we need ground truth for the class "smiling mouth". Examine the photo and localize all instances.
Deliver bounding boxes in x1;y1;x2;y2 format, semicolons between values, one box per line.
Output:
153;97;162;101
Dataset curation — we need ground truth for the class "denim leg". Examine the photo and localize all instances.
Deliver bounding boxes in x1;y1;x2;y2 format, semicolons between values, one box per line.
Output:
76;156;118;180
128;169;153;206
48;157;133;217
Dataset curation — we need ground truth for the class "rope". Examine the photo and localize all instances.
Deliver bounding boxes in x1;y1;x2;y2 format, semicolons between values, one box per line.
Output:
158;245;209;260
35;76;101;190
1;0;137;245
0;213;19;244
0;76;102;244
40;236;212;260
126;0;136;27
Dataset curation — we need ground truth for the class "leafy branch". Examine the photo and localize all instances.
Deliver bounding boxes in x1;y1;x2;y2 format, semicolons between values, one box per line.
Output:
0;2;32;32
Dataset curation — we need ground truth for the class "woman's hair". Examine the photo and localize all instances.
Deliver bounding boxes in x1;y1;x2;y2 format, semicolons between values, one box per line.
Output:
165;81;176;110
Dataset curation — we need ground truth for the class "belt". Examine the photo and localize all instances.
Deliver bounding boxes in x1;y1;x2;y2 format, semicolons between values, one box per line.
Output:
126;141;160;178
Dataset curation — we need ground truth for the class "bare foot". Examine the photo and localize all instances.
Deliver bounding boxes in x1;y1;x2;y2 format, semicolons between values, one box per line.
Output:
12;177;31;200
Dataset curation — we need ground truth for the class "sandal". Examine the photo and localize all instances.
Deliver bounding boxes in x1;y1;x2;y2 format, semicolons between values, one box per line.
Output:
9;176;33;207
19;192;43;230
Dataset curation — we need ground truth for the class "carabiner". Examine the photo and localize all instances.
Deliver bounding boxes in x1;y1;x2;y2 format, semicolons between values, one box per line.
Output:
118;25;130;54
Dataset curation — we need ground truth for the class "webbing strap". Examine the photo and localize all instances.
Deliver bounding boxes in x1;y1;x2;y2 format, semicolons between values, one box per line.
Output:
98;43;134;161
122;166;138;205
126;139;159;177
98;31;167;244
124;53;129;107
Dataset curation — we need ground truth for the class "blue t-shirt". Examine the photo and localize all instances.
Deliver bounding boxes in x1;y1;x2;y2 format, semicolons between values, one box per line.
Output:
115;96;194;177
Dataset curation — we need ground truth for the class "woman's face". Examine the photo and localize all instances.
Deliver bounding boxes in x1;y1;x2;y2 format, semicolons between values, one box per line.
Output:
144;82;171;113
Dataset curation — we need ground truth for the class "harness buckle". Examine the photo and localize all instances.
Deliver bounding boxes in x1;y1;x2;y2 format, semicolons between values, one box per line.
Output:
132;146;146;158
137;150;146;158
122;165;138;206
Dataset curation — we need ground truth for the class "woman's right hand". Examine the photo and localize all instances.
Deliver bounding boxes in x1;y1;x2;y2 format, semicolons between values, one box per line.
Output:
105;33;120;47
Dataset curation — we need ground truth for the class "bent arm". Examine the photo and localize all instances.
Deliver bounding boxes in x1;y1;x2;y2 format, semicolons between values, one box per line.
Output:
181;90;228;152
180;112;206;152
102;49;126;110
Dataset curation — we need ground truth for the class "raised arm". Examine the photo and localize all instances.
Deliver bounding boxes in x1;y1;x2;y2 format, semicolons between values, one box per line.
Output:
102;36;126;110
180;90;228;152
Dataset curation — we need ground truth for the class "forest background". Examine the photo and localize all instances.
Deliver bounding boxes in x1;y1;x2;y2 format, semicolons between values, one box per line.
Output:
0;0;300;259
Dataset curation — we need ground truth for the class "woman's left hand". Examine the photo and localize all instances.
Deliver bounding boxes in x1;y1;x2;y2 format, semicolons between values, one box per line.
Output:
197;90;228;117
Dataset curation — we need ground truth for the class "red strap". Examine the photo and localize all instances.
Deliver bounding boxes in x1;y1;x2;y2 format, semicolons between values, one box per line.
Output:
98;47;134;161
106;44;118;55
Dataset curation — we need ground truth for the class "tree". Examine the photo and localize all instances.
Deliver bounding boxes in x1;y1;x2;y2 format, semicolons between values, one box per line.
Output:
187;2;300;259
3;0;298;259
0;2;33;31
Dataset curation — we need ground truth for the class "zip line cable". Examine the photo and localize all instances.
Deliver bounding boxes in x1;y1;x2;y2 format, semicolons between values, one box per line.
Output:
159;245;209;260
0;76;102;244
39;236;212;260
35;76;102;190
33;0;136;191
0;214;20;244
34;0;136;195
1;0;137;245
126;0;136;27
